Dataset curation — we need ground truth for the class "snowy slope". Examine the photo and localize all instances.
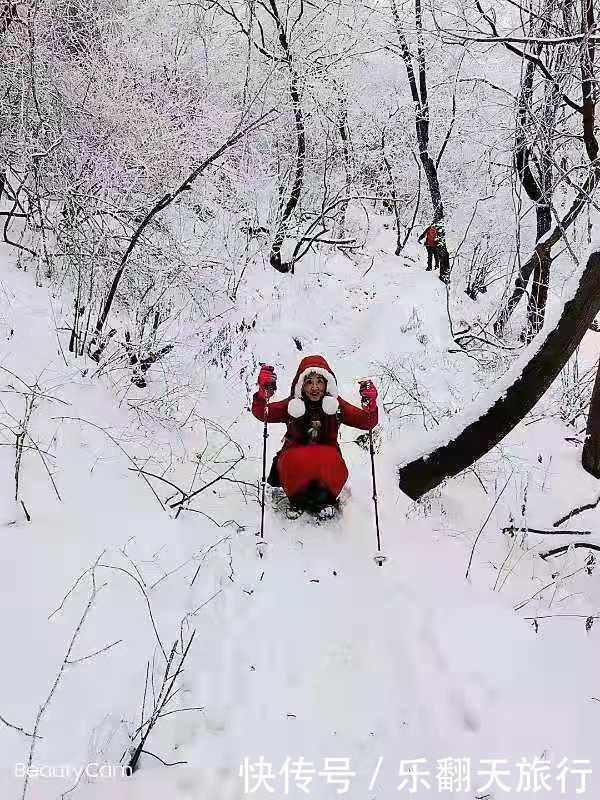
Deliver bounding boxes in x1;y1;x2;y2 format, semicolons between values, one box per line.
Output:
1;240;599;800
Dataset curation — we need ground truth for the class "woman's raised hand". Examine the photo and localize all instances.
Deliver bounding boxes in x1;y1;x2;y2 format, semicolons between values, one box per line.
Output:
257;364;277;399
359;380;378;411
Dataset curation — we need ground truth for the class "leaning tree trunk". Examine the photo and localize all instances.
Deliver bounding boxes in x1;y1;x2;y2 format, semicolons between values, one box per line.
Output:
399;249;600;500
582;360;600;478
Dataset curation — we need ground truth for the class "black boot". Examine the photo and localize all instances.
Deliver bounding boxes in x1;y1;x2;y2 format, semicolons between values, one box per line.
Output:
301;481;336;513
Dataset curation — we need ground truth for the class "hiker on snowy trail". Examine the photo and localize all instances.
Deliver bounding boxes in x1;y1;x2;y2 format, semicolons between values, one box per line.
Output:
418;223;441;271
252;355;378;518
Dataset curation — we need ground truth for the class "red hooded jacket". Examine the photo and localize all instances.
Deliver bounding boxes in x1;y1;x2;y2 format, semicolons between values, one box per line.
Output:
251;354;377;452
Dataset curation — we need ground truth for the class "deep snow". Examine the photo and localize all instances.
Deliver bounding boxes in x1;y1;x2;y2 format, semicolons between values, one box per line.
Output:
1;238;599;799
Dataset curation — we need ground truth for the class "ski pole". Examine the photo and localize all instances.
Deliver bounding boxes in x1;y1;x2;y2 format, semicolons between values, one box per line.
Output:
256;365;276;558
256;397;269;558
361;383;386;566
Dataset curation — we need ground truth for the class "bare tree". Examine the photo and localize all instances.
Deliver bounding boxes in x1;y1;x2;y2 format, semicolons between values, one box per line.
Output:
390;0;450;282
490;0;577;339
466;0;600;340
88;111;274;361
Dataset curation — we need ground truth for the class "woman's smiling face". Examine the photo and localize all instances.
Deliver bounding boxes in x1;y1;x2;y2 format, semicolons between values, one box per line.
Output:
303;373;326;402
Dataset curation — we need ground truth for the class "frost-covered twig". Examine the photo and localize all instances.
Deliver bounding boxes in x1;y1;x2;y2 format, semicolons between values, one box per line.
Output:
514;567;586;611
53;416;165;510
124;630;197;774
97;563;167;661
0;713;39;740
21;567;103;800
465;473;512;580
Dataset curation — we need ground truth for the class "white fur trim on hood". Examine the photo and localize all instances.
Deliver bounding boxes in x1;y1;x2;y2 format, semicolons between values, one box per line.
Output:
294;366;338;398
321;394;339;415
288;366;339;417
287;397;306;418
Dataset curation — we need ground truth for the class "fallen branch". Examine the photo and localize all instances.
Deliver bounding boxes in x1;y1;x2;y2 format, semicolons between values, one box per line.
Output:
503;526;591;536
554;494;600;527
540;543;600;559
399;250;600;499
169;456;244;511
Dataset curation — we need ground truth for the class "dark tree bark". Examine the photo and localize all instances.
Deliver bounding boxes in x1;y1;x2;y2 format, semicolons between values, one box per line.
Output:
399;249;600;500
267;0;306;274
582;361;600;477
580;0;600;479
581;0;598;162
390;0;450;282
0;1;17;35
335;85;352;240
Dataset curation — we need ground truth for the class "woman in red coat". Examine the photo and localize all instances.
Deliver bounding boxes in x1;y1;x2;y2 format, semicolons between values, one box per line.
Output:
252;355;378;516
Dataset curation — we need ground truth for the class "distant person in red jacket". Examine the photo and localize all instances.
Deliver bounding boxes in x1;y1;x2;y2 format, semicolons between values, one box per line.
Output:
252;354;378;518
418;223;440;271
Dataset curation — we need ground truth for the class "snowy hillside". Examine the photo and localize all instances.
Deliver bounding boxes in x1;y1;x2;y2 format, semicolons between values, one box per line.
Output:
1;237;599;799
2;0;600;795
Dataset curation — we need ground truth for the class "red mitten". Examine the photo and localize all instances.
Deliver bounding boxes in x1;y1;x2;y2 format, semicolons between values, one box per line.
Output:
257;365;277;399
359;380;378;412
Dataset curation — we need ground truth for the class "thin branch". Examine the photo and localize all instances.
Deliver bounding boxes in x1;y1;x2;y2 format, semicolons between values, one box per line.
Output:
466;473;512;579
140;750;187;767
0;714;39;739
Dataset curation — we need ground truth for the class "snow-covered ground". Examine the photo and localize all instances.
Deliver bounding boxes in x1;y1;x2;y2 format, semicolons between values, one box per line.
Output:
1;238;599;800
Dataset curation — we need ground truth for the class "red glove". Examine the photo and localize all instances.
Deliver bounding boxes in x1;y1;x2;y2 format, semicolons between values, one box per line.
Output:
359;380;378;412
257;364;277;399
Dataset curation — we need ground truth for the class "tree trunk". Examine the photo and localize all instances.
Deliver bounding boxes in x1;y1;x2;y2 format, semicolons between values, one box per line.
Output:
525;203;553;340
0;1;16;35
390;0;450;282
381;127;403;255
268;0;305;274
336;86;352;240
494;2;567;337
399;249;600;500
269;68;305;274
582;360;600;477
581;0;597;162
